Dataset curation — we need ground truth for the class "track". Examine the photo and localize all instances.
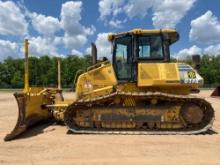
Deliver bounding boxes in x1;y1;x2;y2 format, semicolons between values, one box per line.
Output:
64;91;215;135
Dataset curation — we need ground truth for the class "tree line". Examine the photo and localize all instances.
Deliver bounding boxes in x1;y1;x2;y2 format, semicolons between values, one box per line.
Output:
199;55;220;87
0;55;91;88
0;54;219;89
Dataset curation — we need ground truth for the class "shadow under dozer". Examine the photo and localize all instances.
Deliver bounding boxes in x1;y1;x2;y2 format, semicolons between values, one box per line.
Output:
4;88;63;141
211;85;220;98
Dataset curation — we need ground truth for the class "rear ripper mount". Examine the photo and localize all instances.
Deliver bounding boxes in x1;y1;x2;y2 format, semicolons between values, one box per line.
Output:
211;86;220;98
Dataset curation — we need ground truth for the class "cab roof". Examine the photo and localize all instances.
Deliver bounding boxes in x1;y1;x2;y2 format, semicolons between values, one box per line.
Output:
108;28;179;44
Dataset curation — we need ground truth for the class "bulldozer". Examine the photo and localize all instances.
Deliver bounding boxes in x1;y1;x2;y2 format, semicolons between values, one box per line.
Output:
4;29;215;141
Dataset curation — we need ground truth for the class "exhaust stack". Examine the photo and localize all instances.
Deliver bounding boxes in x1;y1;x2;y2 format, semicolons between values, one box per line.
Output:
24;39;29;93
192;54;201;71
91;42;97;65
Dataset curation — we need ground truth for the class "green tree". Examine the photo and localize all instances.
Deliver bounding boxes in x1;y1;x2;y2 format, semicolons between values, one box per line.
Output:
11;71;23;88
199;55;220;86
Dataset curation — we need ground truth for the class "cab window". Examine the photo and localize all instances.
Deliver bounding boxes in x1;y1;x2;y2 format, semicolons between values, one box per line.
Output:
138;36;163;59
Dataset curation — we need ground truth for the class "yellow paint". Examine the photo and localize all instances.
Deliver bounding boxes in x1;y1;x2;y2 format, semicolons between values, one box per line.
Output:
108;28;178;44
116;83;195;95
138;63;180;86
24;88;65;119
137;62;198;94
75;61;117;99
25;93;50;119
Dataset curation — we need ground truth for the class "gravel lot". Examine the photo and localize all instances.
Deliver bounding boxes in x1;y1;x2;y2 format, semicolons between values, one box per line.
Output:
0;90;219;165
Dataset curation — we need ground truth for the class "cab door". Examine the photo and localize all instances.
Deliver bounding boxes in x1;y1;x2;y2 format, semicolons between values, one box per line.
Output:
113;36;133;81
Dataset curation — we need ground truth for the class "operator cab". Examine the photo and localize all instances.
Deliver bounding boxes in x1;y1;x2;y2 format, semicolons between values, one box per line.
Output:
108;29;179;81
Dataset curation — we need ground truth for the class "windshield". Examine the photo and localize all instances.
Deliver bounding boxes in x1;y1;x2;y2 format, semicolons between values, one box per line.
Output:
138;35;163;59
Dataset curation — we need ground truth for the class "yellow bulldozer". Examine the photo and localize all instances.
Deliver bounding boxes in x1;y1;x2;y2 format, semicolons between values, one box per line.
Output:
4;29;215;141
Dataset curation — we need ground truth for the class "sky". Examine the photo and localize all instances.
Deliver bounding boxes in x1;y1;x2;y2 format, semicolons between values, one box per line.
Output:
0;0;220;61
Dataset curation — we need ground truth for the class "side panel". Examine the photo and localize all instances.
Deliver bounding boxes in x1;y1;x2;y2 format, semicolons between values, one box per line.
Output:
138;63;180;86
75;63;117;98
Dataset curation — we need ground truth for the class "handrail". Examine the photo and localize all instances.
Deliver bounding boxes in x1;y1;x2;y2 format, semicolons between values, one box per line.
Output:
73;60;110;90
87;60;110;72
74;70;85;86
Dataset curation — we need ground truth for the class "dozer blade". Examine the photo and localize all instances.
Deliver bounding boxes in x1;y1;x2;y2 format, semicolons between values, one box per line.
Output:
211;85;220;98
4;92;52;141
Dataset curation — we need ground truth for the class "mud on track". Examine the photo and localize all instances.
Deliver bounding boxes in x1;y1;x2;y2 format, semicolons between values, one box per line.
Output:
0;90;220;165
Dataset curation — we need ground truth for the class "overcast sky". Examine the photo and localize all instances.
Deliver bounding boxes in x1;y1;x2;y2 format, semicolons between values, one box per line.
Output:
0;0;220;61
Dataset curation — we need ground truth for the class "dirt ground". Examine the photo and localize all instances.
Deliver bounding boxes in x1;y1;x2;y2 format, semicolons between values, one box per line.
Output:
0;90;219;165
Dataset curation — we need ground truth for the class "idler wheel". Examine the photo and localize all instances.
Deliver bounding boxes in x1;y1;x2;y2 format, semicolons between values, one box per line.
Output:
180;103;204;124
